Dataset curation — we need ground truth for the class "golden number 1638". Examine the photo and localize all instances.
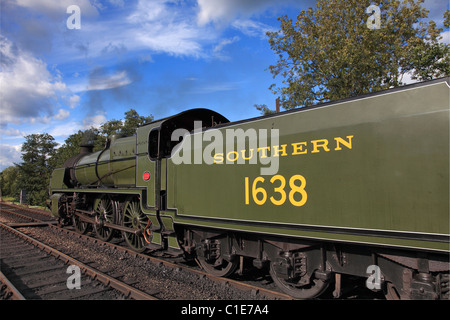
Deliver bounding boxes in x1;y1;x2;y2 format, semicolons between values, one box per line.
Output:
244;175;307;207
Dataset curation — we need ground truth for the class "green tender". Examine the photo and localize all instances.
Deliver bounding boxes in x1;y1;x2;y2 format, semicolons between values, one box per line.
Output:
165;79;450;253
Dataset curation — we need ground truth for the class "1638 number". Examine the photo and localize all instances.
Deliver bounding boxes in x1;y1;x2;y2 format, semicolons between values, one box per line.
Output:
244;175;307;207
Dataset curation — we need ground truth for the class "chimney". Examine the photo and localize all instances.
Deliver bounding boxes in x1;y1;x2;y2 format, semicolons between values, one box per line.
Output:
276;98;280;113
80;144;94;154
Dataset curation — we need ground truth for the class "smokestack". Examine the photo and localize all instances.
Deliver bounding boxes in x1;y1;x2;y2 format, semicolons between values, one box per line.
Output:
80;144;94;154
80;130;96;154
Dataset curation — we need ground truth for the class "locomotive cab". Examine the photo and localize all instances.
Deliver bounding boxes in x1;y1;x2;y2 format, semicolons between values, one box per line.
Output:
147;108;229;161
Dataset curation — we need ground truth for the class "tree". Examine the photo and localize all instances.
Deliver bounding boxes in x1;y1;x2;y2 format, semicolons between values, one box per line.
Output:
50;129;103;169
121;109;154;136
100;119;123;138
408;15;450;81
267;0;449;109
99;109;153;137
254;104;276;116
0;166;20;201
17;133;57;205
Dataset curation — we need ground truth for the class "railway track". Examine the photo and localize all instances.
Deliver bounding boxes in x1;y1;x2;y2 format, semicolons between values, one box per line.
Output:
0;203;291;300
0;221;158;300
0;202;381;300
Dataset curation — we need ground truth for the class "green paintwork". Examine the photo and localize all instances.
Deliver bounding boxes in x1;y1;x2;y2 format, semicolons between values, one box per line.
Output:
74;135;136;186
165;79;450;252
50;193;63;217
49;168;67;190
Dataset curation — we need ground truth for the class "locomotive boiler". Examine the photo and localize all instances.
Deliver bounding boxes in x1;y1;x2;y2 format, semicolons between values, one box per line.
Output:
49;77;450;299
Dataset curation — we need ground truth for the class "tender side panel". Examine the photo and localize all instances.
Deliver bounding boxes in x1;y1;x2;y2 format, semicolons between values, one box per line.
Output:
167;80;450;251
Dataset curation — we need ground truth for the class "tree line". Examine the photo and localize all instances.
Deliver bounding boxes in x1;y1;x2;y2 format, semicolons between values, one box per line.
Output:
256;0;449;113
0;109;153;206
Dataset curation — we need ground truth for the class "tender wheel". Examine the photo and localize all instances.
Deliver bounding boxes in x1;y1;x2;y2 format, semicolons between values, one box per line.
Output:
197;255;238;277
94;196;117;242
121;199;149;253
195;238;238;277
269;262;329;299
384;282;401;300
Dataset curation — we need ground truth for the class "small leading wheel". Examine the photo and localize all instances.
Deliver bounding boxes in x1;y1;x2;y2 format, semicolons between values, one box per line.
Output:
121;199;149;253
73;214;90;234
94;196;117;242
269;262;329;299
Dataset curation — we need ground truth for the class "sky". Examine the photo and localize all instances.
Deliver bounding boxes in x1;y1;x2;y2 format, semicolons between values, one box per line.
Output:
0;0;448;171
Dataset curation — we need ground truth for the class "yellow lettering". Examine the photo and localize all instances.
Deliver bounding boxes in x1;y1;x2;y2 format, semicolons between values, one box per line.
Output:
213;153;224;164
289;175;307;207
311;139;330;153
226;151;239;162
334;135;354;151
270;175;286;205
240;148;254;161
291;142;307;155
244;177;249;205
257;146;270;158
272;144;288;157
252;177;267;205
244;174;307;206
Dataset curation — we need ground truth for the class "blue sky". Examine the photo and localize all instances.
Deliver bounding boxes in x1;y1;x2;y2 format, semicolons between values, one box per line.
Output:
0;0;447;171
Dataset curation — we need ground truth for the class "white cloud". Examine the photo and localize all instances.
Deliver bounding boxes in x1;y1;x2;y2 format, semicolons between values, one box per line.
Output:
14;0;98;19
213;36;240;60
82;113;107;129
0;35;68;126
0;144;22;170
87;70;132;91
54;109;70;121
69;95;80;108
0;127;24;138
190;81;245;94
48;121;80;139
125;0;212;58
232;19;276;39
197;0;287;26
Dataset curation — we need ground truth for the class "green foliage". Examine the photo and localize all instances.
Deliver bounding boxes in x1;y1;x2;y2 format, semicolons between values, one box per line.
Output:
254;104;276;116
407;18;450;81
0;166;20;201
16;133;57;205
267;0;449;109
444;10;450;29
122;109;154;136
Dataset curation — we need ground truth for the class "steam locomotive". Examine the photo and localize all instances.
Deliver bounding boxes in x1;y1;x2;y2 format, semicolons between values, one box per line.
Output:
48;77;450;299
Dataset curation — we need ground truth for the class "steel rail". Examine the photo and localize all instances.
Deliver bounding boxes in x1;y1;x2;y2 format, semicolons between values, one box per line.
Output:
0;270;26;300
0;222;158;300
